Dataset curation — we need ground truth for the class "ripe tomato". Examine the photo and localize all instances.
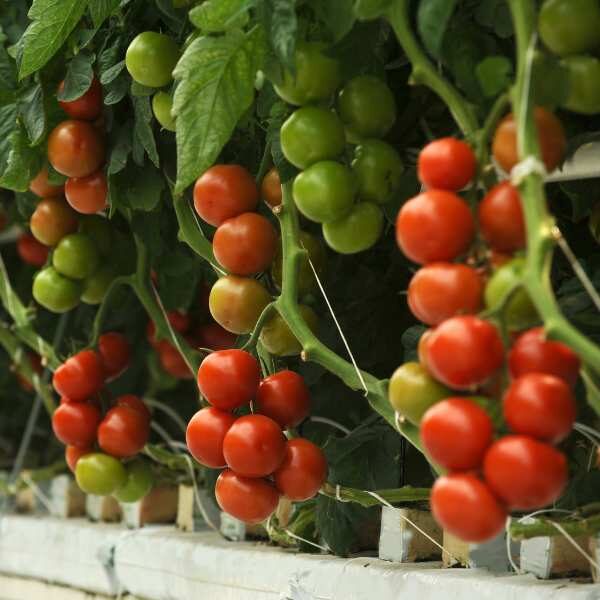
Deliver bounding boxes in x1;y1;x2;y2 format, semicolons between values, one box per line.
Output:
418;138;476;192
503;374;576;443
30;198;78;247
125;31;180;88
98;332;130;381
52;401;101;448
52;233;100;279
261;167;282;207
430;473;507;543
113;459;154;503
395;190;474;264
58;77;102;121
215;469;279;524
197;349;260;411
561;55;600;115
193;165;259;227
484;435;568;510
30;166;64;198
98;406;150;458
75;453;127;496
322;202;384;254
152;91;176;131
407;263;483;326
418;329;433;369
426;316;505;389
274;439;328;501
65;171;107;214
17;233;49;267
508;327;580;386
259;305;318;356
47;120;105;178
65;445;91;473
158;341;193;379
420;398;494;470
115;394;151;423
53;349;105;402
213;212;278;275
186;407;237;468
492;108;565;174
223;414;285;477
478;182;526;252
33;266;82;313
195;322;237;351
256;370;311;429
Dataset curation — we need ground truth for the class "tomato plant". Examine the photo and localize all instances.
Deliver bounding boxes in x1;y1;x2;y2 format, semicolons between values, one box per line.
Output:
186;407;237;468
30;198;78;247
52;350;104;402
65;171;108;214
417;138;476;192
113;459;154;503
75;453;127;496
256;370;311;429
30;167;64;198
125;32;180;88
17;233;49;267
58;77;103;121
52;401;101;448
98;405;150;458
98;332;130;381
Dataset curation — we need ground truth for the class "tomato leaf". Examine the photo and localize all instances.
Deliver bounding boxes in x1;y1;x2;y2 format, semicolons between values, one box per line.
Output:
107;125;133;176
125;165;165;212
18;83;46;145
308;0;356;42
98;39;124;84
57;52;94;101
417;0;457;59
0;45;17;94
0;124;43;191
475;55;512;98
88;0;119;29
189;0;252;33
133;96;159;168
103;72;129;105
266;0;298;71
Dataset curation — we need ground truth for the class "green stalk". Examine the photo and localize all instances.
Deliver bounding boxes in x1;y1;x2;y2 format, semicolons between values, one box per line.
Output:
320;482;430;508
510;514;600;541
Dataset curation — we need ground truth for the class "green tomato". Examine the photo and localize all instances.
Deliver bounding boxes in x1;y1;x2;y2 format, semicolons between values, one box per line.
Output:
337;75;396;140
538;0;600;57
280;107;346;169
388;362;451;426
352;140;403;204
152;91;176;131
76;453;127;496
484;257;538;331
33;266;82;313
531;51;570;109
322;202;383;254
561;55;600;114
52;233;100;280
293;161;356;223
259;305;318;356
126;32;180;88
274;42;342;106
113;459;154;503
81;265;117;305
79;215;112;257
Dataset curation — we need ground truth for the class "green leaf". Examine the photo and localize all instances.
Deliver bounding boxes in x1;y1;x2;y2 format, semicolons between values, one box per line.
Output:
57;52;94;101
19;0;90;79
475;55;512;98
18;83;45;144
133;96;159;168
98;38;123;83
309;0;356;42
417;0;457;59
104;72;129;105
107;125;133;176
0;125;43;191
0;103;18;174
115;163;165;212
100;60;125;85
0;45;17;93
189;0;252;32
88;0;119;28
268;0;297;70
173;27;267;194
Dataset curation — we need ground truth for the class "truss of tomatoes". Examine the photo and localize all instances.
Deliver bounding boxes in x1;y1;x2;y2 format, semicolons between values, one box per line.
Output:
186;349;327;525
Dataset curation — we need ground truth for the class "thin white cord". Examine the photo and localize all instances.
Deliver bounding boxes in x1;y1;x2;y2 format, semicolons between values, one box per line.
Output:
20;473;53;514
550;520;600;573
144;397;187;434
181;454;220;534
283;527;330;552
505;517;521;574
309;416;351;435
335;484;350;503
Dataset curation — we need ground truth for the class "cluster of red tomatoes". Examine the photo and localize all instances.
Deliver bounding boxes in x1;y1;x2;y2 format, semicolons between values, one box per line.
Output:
186;349;327;524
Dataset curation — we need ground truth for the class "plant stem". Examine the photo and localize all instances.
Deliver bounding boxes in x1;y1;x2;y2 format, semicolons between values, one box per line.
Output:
510;514;600;541
320;482;430;508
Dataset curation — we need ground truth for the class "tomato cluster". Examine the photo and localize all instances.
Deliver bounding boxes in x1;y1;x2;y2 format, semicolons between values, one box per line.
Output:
186;349;326;524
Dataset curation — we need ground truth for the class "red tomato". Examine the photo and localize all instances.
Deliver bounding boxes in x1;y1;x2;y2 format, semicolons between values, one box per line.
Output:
273;438;327;501
508;327;580;386
30;198;79;247
115;394;151;423
65;171;107;214
29;167;64;198
489;250;512;269
215;469;279;524
193;165;259;227
147;311;190;345
17;233;49;267
98;332;130;381
58;77;103;121
197;349;260;411
158;341;193;379
255;370;310;429
483;435;568;510
195;322;237;351
222;414;286;477
213;212;278;276
426;316;505;389
430;473;507;543
407;263;483;326
418;329;433;369
186;407;237;468
261;167;282;207
420;398;494;470
53;349;105;402
417;137;476;191
503;374;576;444
65;445;92;472
98;406;150;458
478;182;526;253
395;190;474;264
47;120;105;178
52;401;101;448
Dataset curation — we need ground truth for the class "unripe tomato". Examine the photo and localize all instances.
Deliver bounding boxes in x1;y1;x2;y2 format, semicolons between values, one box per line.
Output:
65;171;107;214
483;435;568;510
322;202;384;254
430;473;507;543
259;305;318;356
30;198;78;246
152;91;176;131
98;405;150;458
215;470;279;524
395;190;474;264
561;55;600;115
193;164;259;227
29;166;64;198
125;32;180;88
53;349;104;402
98;332;130;381
417;138;476;191
17;233;49;267
115;394;151;423
52;401;101;448
79;215;112;256
113;458;154;503
58;77;103;121
66;445;91;473
186;407;237;468
261;167;282;208
33;266;82;313
81;265;116;305
195;322;237;351
197;349;260;411
75;453;127;496
256;370;311;428
53;233;100;279
48;120;105;178
158;341;193;379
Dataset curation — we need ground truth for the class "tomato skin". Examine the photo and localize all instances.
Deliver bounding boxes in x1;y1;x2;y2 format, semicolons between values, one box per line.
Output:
418;138;476;192
53;349;105;402
418;329;433;369
66;445;91;473
274;439;328;501
152;91;176;131
223;414;286;477
561;55;600;115
65;171;107;214
113;458;154;503
115;395;151;423
52;401;101;448
98;406;150;458
195;322;237;351
58;77;102;121
125;32;180;88
261;168;282;208
157;341;193;379
322;202;384;254
256;370;311;429
395;190;474;264
30;166;64;198
215;469;280;524
426;316;505;389
408;263;483;326
197;349;260;411
98;332;130;381
75;453;127;496
81;265;116;305
48;120;105;178
430;473;507;543
492;108;565;174
30;198;78;247
17;233;49;267
213;212;278;275
193;165;259;227
186;407;237;468
33;266;82;313
53;233;100;280
483;435;568;510
478;182;526;253
259;305;318;356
